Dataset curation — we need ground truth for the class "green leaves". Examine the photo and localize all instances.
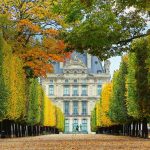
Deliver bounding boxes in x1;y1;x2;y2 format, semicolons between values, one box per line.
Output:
109;56;129;124
126;53;140;119
0;34;9;121
60;0;147;59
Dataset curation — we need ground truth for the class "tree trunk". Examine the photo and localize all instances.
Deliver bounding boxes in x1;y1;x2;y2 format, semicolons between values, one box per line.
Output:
132;122;135;137
142;118;148;138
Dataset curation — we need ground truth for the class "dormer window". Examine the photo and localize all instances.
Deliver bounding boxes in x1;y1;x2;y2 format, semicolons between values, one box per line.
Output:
50;80;53;83
65;79;69;83
97;70;102;74
95;61;98;64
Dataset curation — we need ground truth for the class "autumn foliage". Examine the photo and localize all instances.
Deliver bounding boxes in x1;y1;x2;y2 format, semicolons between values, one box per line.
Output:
0;35;64;132
91;49;150;138
0;0;71;77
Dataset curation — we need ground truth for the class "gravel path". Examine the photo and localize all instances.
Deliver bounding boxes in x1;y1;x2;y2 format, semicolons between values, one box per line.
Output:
0;134;150;150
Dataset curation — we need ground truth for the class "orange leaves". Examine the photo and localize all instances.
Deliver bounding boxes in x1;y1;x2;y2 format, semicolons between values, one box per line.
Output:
43;38;71;61
0;0;72;78
43;29;59;36
18;19;41;33
20;37;71;77
21;48;53;77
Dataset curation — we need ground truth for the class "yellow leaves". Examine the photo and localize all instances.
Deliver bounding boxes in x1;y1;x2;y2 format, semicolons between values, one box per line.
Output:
44;96;56;127
96;101;101;127
56;106;65;131
92;82;113;129
0;0;71;78
98;83;113;127
4;55;26;120
43;93;64;128
122;54;128;64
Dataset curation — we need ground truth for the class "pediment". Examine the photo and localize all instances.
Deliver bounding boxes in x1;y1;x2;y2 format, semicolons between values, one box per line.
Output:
64;59;87;70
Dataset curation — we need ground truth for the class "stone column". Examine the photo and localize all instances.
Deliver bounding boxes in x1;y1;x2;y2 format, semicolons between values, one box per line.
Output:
70;101;73;115
69;118;73;133
87;101;90;115
70;85;72;96
59;84;63;97
54;84;57;96
46;84;49;96
94;84;97;96
87;117;91;133
79;85;81;96
78;118;82;132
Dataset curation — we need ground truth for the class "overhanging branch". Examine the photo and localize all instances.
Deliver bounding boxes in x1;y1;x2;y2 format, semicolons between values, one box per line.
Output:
117;33;149;45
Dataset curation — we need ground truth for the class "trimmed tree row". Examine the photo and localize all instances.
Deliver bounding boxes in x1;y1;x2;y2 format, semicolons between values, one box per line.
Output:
91;36;150;138
0;32;64;138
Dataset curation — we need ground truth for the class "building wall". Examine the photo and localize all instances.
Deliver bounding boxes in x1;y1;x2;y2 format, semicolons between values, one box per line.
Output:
41;53;110;133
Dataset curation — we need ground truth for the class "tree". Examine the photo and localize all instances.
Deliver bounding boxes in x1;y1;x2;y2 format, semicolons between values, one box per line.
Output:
91;107;96;132
109;56;129;124
27;79;41;125
126;36;150;138
100;83;113;127
116;0;150;11
0;0;71;77
95;101;101;127
56;0;148;59
126;53;140;119
43;96;56;127
0;32;9;121
56;106;64;132
6;55;26;121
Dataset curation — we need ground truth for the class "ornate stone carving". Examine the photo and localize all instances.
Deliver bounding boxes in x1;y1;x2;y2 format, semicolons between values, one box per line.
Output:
104;60;110;73
63;54;88;74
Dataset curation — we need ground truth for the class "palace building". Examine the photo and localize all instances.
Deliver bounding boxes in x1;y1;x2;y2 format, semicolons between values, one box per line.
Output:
40;52;111;133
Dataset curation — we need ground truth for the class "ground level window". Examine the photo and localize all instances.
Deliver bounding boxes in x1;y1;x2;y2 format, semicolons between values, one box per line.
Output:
82;119;87;132
65;119;69;132
73;119;78;132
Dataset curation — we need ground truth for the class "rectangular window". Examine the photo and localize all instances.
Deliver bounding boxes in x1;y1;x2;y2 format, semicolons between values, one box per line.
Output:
73;119;78;131
65;119;69;132
82;79;86;84
72;86;78;96
82;119;87;132
82;101;87;115
50;80;53;84
73;101;78;115
65;79;69;83
97;85;102;96
49;85;54;96
64;101;69;115
81;85;87;96
63;85;70;96
74;79;77;83
98;80;101;84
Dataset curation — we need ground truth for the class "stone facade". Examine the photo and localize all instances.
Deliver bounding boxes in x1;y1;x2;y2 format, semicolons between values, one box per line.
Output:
41;52;111;133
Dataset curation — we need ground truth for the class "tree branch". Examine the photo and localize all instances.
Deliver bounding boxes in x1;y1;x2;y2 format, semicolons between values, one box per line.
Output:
117;33;149;45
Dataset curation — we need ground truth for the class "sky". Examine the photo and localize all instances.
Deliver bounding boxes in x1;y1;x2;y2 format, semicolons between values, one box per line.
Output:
109;56;121;79
108;17;150;79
